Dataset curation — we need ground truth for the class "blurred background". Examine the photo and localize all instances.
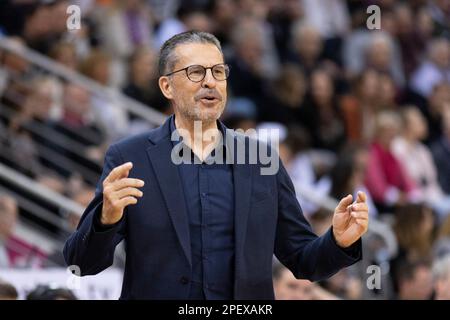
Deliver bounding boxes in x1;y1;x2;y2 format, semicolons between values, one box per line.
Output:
0;0;450;300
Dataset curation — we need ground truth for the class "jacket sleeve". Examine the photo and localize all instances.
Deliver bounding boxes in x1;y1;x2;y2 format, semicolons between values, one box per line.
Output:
274;161;362;282
63;144;127;276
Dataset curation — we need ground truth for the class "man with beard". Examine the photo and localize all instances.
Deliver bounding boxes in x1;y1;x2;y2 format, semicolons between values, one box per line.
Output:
64;31;369;300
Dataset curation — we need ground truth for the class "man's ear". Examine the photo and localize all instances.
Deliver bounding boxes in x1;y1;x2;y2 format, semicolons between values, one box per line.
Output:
158;76;173;100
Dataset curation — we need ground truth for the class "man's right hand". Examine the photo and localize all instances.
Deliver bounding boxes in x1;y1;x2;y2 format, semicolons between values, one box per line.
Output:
101;162;145;225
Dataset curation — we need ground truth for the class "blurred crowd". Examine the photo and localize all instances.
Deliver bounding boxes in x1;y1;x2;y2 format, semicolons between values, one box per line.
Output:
0;0;450;299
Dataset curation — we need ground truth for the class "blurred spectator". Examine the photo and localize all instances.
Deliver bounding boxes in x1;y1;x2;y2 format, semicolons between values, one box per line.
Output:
0;194;18;268
365;33;405;87
432;255;450;300
395;258;433;300
392;106;450;219
340;69;381;143
427;0;450;36
365;111;422;210
288;22;324;75
308;208;333;236
281;125;332;216
343;29;403;86
122;45;168;113
266;0;303;61
422;82;450;142
319;268;363;300
0;280;18;300
49;41;78;71
393;204;435;266
56;83;105;146
431;102;450;194
394;3;425;78
301;69;346;151
79;49;129;140
259;63;306;124
410;37;450;98
96;0;153;60
26;285;77;300
272;261;338;300
328;143;378;218
434;214;450;258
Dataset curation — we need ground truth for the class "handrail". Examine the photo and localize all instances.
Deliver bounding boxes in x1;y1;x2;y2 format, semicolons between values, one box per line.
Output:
0;36;167;126
0;162;84;216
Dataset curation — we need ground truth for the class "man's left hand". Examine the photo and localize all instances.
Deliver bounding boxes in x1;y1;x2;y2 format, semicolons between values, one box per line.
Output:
332;191;369;248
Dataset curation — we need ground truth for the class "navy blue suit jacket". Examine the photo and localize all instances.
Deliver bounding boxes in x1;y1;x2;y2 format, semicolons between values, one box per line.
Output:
63;116;361;299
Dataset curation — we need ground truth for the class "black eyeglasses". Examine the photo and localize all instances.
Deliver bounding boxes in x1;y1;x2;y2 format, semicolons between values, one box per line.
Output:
164;63;230;82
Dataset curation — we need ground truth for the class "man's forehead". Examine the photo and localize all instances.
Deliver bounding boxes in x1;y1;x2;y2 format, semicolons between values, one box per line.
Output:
173;43;224;67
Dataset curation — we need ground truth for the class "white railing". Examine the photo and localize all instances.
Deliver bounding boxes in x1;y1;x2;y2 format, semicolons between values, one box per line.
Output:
0;36;166;125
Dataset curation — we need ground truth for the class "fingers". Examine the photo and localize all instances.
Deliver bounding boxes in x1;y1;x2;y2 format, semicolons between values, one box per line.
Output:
350;203;368;213
116;196;138;208
355;218;369;229
104;162;133;185
336;194;353;211
350;211;368;220
109;178;145;191
356;191;367;203
115;187;143;200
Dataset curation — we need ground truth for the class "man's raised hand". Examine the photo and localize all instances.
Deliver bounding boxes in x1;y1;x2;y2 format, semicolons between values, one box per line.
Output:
332;191;369;248
101;162;144;225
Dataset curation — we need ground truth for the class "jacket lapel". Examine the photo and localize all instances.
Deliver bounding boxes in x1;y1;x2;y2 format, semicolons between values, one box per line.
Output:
146;117;192;267
228;131;253;270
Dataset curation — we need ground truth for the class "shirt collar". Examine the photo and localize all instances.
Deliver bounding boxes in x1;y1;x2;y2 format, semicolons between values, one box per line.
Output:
169;115;229;164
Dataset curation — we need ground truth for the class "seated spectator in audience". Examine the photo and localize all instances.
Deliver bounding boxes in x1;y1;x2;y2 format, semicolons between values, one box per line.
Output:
96;0;153;61
395;258;433;300
432;255;450;300
319;267;363;300
328;143;378;218
26;285;77;300
79;49;129;141
122;45;168;114
377;73;399;111
410;38;450;98
308;208;333;237
365;111;422;210
56;83;105;147
0;279;18;300
259;63;306;125
280;125;332;216
0;193;47;268
423;82;450;143
392;204;435;275
392;106;450;219
0;194;18;268
365;33;405;88
343;28;403;85
301;68;346;152
49;41;78;71
288;22;324;76
434;214;450;258
228;17;273;106
431;103;450;194
340;69;381;143
273;261;338;300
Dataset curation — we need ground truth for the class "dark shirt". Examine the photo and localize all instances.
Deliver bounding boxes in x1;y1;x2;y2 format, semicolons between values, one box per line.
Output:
170;116;235;300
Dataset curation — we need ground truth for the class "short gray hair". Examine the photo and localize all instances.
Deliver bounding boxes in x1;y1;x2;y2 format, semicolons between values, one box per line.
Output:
158;30;223;76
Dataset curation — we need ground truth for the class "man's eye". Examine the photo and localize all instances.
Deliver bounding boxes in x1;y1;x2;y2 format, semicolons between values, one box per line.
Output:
189;68;204;76
213;68;225;75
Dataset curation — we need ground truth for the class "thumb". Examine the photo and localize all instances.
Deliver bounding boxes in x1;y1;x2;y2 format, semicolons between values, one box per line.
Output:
356;191;367;203
336;194;353;212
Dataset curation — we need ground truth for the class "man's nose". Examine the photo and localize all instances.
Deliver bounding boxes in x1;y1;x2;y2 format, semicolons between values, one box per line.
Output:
201;69;217;88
